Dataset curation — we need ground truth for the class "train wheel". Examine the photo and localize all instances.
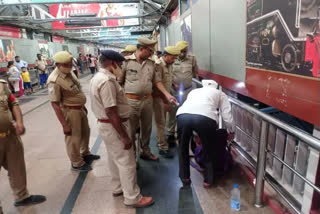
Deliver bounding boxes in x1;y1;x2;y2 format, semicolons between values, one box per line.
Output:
281;44;298;72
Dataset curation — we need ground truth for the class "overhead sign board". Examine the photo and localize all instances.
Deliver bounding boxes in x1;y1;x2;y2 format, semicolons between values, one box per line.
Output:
49;3;139;30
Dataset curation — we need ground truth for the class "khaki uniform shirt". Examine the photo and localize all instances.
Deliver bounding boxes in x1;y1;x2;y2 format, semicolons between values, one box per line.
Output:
120;54;161;96
153;57;173;98
47;68;86;106
0;79;19;132
35;58;48;74
90;68;130;119
172;55;198;89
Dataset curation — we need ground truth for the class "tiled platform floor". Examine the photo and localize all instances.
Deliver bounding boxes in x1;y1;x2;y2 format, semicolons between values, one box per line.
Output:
0;75;275;214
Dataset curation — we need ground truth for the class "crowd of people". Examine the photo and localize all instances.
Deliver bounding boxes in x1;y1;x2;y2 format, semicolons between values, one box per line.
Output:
0;37;235;213
2;52;99;97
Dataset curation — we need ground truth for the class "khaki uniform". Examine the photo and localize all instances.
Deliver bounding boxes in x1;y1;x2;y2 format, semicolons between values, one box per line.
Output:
121;54;161;155
166;55;198;136
0;80;29;204
90;69;142;205
153;58;173;151
47;68;90;167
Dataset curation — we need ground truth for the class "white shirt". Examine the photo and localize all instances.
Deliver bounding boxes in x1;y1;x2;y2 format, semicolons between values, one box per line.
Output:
14;60;28;71
177;87;235;133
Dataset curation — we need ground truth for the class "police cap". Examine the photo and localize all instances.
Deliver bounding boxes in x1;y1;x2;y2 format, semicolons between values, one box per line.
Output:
137;37;157;49
101;50;125;62
164;46;180;56
176;40;189;51
53;51;73;63
124;45;137;52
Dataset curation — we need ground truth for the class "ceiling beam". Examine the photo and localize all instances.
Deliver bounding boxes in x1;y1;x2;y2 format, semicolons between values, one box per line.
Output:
0;0;139;5
0;8;161;23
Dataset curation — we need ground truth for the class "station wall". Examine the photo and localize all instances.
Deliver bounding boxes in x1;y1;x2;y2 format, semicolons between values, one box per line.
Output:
0;35;98;68
165;0;246;82
163;0;320;127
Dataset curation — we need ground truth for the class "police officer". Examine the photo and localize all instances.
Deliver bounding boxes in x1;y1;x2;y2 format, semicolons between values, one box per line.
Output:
153;46;180;158
120;45;137;57
119;37;177;161
90;50;154;207
0;79;46;213
166;40;199;146
47;51;100;172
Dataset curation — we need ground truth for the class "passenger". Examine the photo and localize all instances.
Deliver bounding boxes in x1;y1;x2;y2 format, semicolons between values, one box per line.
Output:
90;50;154;208
72;57;80;78
7;61;21;95
21;67;32;95
119;37;177;161
153;46;180;159
0;78;46;213
176;79;235;187
47;51;100;172
77;53;84;74
35;54;48;89
14;56;26;97
88;54;96;77
166;40;199;147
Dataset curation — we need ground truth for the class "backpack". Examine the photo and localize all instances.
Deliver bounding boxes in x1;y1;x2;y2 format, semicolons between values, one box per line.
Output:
191;129;233;177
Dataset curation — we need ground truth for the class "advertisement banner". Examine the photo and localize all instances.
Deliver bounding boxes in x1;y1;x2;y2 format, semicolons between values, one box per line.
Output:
0;26;21;38
38;41;50;59
52;35;65;43
0;40;16;62
246;0;320;78
49;3;139;30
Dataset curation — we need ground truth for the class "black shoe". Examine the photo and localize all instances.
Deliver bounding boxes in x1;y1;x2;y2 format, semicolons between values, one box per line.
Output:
159;150;174;159
167;135;176;147
181;178;191;187
83;154;100;164
14;195;46;207
72;163;92;172
112;192;123;197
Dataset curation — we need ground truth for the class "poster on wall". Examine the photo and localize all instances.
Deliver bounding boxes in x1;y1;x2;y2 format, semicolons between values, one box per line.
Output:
0;40;16;62
246;0;320;78
38;41;50;59
181;14;192;53
49;3;139;30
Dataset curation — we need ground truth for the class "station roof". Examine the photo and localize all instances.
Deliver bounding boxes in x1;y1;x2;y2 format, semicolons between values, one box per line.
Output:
0;0;178;47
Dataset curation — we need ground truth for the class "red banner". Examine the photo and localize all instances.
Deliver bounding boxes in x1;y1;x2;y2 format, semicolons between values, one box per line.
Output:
50;4;100;30
52;35;65;43
0;25;20;38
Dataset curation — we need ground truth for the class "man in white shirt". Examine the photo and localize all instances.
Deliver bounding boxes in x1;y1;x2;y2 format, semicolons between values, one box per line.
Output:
176;79;235;187
14;56;28;71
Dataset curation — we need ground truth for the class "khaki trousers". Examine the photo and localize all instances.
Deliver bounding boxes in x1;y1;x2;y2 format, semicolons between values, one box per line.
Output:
98;121;142;205
166;87;192;136
127;97;153;155
153;97;168;151
0;133;29;202
63;108;91;167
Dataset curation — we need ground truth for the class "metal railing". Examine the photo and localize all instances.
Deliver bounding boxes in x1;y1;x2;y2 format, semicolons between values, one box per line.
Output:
192;78;320;213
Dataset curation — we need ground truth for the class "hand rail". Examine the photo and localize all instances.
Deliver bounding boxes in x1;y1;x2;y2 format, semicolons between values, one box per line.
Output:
192;78;320;213
192;78;320;151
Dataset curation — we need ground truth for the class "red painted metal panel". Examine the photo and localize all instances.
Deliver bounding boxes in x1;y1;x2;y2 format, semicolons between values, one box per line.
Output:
198;69;320;126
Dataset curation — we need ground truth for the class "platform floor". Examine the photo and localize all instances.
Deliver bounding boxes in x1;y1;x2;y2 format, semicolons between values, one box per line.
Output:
0;74;275;214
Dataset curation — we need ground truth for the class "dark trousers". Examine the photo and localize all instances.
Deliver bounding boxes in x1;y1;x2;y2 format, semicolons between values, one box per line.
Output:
177;114;218;184
39;73;48;87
